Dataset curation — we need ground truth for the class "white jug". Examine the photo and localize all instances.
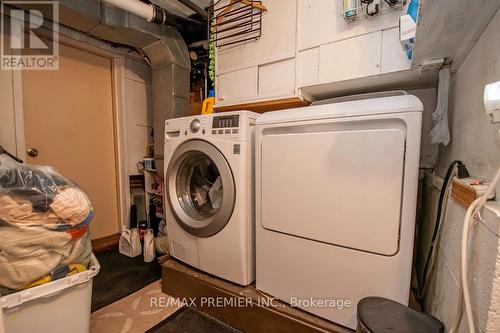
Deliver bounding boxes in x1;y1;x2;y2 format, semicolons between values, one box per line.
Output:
143;229;156;263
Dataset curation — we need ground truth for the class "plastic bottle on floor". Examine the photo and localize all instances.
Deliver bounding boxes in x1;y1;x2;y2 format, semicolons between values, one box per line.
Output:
143;229;156;263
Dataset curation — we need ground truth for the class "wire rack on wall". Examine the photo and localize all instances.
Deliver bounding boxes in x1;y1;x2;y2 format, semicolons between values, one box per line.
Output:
342;0;406;22
209;0;265;48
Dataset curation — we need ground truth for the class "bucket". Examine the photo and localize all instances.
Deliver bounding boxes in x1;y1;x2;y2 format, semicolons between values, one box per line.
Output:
1;254;100;333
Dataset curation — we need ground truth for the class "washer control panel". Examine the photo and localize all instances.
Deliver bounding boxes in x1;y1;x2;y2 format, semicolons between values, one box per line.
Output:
170;114;246;140
211;115;240;135
212;115;239;129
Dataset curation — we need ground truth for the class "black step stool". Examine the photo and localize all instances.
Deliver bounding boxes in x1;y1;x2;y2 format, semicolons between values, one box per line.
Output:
357;297;444;333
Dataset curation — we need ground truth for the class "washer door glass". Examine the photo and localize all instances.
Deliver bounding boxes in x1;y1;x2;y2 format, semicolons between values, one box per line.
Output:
177;152;223;219
167;140;235;237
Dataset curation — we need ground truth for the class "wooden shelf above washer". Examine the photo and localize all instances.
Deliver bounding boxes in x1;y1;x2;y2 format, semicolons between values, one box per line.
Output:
215;97;309;113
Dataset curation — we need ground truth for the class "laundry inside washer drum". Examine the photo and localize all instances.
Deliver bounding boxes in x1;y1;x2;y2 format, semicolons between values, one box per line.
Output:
176;152;224;220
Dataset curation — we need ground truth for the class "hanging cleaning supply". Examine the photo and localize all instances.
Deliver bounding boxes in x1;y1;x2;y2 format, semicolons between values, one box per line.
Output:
363;0;380;17
403;0;419;59
201;90;216;114
343;0;358;19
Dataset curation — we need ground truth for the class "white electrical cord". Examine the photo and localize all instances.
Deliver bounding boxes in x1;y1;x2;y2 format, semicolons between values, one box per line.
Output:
450;166;500;333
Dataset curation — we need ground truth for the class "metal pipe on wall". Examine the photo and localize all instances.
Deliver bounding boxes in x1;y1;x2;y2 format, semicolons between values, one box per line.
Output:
101;0;166;24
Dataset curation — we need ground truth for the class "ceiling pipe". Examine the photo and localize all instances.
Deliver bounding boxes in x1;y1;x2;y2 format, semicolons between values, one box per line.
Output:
101;0;167;24
176;0;209;20
101;0;206;27
188;39;208;49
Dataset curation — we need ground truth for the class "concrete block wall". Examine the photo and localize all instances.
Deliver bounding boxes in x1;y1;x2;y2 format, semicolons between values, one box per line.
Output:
435;9;500;195
419;175;500;332
418;9;500;333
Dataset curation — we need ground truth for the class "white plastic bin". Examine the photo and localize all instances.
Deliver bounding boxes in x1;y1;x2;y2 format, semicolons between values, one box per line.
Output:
1;254;100;333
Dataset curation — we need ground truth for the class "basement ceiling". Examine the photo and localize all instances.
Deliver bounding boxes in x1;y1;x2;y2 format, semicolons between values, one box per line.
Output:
152;0;211;18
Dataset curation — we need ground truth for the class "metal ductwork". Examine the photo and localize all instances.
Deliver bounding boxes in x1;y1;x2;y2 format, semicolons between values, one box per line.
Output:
143;31;190;175
54;0;192;175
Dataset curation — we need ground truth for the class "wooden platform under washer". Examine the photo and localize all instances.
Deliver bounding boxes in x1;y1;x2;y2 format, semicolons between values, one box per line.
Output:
162;259;352;333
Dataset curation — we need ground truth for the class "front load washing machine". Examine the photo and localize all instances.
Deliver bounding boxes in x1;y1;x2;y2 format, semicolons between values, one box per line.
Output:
164;111;258;286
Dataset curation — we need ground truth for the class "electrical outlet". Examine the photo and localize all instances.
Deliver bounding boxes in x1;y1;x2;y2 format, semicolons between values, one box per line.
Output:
484;81;500;123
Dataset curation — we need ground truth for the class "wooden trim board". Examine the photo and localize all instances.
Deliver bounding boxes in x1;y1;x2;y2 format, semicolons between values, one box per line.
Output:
91;233;120;254
215;97;309;113
162;259;352;333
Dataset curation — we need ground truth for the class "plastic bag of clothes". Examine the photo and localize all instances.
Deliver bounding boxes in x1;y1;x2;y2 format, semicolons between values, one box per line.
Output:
0;154;93;291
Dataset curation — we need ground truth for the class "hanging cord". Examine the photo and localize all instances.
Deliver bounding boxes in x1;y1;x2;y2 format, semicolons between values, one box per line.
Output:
0;145;23;163
420;177;453;297
383;0;400;6
414;160;470;300
449;166;500;333
361;0;379;16
361;0;400;16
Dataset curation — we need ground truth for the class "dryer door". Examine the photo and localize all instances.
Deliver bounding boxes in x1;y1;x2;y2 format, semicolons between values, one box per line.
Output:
259;118;407;256
166;140;235;237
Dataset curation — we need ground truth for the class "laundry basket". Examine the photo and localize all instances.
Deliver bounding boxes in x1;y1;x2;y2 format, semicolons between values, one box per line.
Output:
1;254;100;333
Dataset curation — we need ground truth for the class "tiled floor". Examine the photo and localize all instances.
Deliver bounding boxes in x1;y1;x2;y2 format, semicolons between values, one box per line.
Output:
90;280;181;333
149;307;242;333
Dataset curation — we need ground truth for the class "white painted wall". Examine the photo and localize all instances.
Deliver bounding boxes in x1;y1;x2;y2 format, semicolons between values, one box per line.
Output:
297;0;405;51
216;0;297;74
215;0;411;107
418;9;500;333
123;58;153;175
297;0;410;89
435;10;500;195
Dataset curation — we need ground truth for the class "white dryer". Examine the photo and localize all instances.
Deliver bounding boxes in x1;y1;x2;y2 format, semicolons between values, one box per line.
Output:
255;94;422;329
164;111;258;286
